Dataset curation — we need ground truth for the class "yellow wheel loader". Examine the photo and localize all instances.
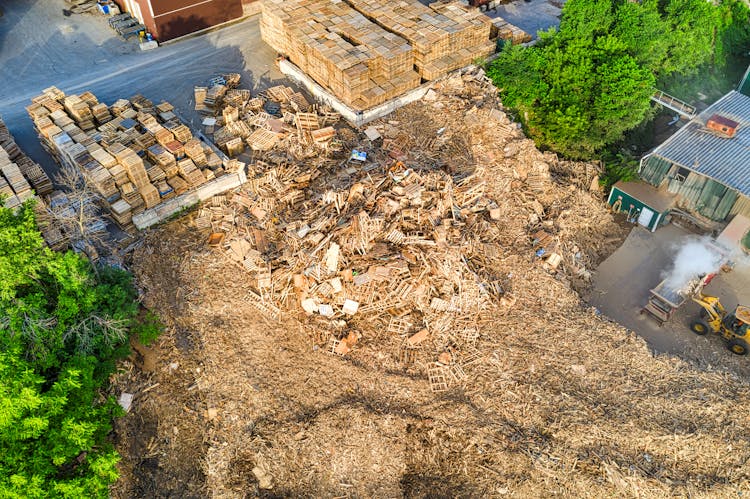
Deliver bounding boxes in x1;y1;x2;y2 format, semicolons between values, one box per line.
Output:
690;293;750;355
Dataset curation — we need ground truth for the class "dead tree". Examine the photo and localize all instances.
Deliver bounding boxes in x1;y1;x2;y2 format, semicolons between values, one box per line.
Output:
49;165;110;261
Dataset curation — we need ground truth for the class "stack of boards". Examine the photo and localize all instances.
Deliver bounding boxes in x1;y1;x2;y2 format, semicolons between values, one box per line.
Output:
0;115;62;249
260;0;494;110
0;116;52;209
27;87;224;231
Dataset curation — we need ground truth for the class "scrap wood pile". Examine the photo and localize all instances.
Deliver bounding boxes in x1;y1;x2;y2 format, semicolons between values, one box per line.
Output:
187;67;625;392
26;87;224;231
194;75;342;159
260;0;494;109
122;66;750;498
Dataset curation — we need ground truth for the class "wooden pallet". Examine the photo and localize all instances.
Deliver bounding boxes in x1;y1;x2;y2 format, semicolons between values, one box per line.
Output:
295;112;320;132
246;128;279;151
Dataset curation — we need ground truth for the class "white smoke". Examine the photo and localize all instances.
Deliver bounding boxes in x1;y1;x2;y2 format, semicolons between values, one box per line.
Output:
662;237;724;295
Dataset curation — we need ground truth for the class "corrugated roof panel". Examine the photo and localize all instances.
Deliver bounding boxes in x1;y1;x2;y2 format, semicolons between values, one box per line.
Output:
651;90;750;196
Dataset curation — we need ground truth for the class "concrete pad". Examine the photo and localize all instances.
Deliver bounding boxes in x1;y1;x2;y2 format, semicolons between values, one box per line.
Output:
139;41;159;51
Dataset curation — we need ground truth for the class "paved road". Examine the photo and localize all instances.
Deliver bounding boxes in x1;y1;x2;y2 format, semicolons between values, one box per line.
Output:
0;0;283;177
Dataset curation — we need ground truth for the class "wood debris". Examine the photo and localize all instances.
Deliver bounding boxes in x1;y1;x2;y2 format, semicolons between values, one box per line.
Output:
195;75;341;158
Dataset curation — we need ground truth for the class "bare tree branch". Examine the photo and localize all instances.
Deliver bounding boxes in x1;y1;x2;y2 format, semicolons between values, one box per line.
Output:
50;166;111;260
64;314;129;355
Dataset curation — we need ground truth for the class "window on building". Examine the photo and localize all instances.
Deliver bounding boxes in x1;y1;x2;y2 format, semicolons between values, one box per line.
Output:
674;167;690;182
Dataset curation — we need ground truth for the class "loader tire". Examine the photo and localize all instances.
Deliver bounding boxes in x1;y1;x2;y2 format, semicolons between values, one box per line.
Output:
690;320;709;336
727;338;749;356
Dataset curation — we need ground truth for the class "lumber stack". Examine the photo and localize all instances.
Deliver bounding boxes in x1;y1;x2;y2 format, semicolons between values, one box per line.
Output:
492;17;532;44
26;87;223;231
0;115;53;206
261;0;421;109
345;0;495;80
0;114;64;249
260;0;494;109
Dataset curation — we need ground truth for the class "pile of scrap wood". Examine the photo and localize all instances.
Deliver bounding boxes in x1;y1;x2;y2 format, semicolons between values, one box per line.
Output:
195;75;342;158
189;66;617;392
197;159;506;392
124;65;750;499
27;87;223;230
260;0;494;109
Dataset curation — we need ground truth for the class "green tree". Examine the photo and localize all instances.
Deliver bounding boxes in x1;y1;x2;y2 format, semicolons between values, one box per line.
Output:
662;0;720;76
0;347;121;498
487;0;746;160
488;16;655;158
0;203;136;370
612;0;671;74
0;201;161;497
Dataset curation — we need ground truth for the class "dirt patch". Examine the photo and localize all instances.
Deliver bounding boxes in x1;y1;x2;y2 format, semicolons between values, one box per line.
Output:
112;233;210;498
130;337;158;372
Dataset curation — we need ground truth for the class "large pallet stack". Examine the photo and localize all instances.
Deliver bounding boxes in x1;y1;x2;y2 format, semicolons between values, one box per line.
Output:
26;87;223;231
0;116;53;208
0;115;62;249
261;0;421;109
260;0;494;109
345;0;495;80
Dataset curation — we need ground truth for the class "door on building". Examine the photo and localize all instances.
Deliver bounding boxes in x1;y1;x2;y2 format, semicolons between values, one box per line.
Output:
637;207;654;229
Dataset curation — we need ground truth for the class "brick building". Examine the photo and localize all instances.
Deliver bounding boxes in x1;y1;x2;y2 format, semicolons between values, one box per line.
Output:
115;0;258;41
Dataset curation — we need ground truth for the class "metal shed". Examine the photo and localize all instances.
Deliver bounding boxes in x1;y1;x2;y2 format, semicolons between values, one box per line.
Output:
607;181;675;232
639;91;750;222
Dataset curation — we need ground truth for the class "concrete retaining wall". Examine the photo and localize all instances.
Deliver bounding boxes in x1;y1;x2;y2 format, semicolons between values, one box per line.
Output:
279;59;431;127
132;167;247;230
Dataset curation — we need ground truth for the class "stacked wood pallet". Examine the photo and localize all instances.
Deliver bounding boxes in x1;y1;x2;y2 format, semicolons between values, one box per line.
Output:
0;114;67;250
0;157;28;208
0;115;53;206
345;0;495;80
260;0;494;109
492;17;532;44
260;0;420;109
26;87;223;231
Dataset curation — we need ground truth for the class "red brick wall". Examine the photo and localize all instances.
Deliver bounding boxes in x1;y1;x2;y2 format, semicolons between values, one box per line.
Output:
115;0;247;41
150;0;243;40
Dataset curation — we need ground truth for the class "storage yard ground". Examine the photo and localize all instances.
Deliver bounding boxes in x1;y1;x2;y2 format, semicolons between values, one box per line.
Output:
590;223;750;376
0;1;281;176
106;70;750;497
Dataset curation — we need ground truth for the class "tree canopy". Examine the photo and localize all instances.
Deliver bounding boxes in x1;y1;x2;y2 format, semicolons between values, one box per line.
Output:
487;0;750;159
0;201;154;497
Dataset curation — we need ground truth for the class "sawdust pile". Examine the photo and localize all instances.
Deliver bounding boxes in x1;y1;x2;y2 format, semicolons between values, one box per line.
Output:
112;69;750;497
